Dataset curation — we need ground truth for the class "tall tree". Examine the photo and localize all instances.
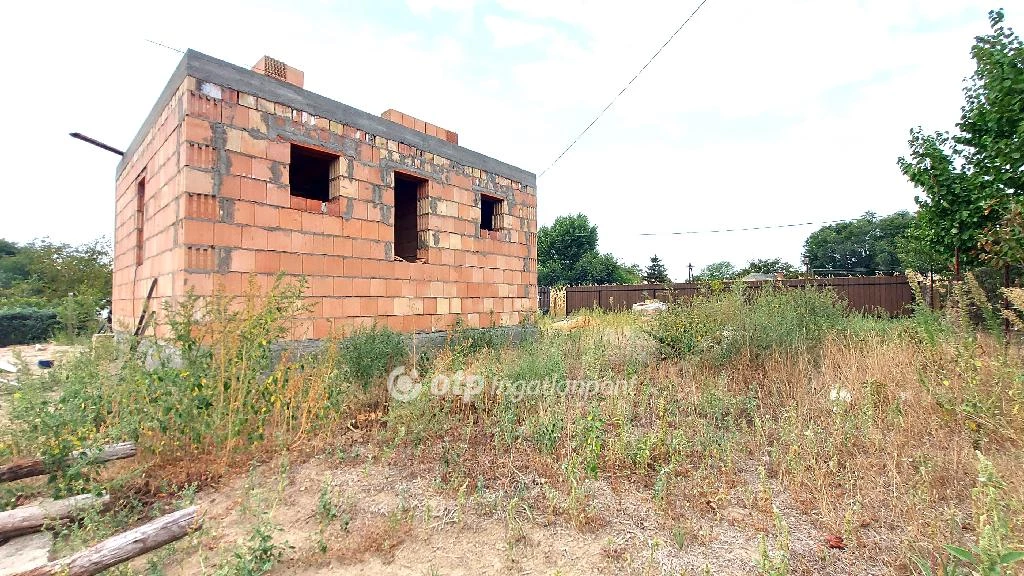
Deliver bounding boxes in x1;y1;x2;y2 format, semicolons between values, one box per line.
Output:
899;131;989;275
537;214;638;286
960;9;1024;268
693;261;737;282
643;255;671;284
0;239;112;301
959;10;1024;200
737;258;799;278
803;212;914;275
898;10;1024;273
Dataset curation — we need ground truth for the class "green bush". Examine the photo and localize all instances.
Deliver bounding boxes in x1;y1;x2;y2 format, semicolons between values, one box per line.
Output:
57;294;104;340
0;307;59;346
645;284;849;362
339;325;409;390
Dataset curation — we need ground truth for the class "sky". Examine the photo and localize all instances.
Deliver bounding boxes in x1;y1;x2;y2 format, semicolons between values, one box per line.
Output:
1;0;1019;280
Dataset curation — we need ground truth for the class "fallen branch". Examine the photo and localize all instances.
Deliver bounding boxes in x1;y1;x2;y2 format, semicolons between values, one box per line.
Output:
14;506;201;576
0;442;137;483
0;493;110;540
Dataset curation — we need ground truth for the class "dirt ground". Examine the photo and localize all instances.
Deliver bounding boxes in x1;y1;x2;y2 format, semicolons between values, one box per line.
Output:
151;447;877;576
0;339;899;575
0;342;81;380
0;342;82;427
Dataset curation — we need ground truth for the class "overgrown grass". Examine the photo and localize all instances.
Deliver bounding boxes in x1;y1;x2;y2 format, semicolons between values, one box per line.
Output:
337;324;408;391
2;278;1023;574
0;276;409;495
645;283;851;363
380;281;1023;571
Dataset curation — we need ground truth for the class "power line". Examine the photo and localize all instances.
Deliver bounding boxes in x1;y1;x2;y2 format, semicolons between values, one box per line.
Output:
146;39;184;53
539;0;710;177
636;218;858;236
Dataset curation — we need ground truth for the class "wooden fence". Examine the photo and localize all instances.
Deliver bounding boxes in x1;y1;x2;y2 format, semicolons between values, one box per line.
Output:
563;276;915;316
538;286;551;315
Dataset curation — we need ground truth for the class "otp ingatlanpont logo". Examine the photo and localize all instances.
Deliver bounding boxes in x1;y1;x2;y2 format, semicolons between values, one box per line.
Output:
387;366;422;402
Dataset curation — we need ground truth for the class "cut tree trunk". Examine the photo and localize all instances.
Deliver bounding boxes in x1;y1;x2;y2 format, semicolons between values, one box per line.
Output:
12;506;201;576
0;494;110;540
0;443;137;483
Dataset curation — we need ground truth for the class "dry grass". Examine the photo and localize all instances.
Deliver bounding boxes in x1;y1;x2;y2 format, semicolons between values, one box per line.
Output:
3;282;1023;575
376;291;1024;574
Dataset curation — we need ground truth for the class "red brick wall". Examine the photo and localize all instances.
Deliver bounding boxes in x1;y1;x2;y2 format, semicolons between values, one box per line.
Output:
113;76;538;338
112;78;194;336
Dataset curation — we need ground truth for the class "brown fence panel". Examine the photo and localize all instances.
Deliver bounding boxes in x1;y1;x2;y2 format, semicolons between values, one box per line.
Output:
538;286;551;314
563;276;914;316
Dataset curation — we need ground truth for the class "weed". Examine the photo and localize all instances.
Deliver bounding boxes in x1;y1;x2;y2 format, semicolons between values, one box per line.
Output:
672;526;687;550
216;520;284;576
915;453;1024;575
4;269;1024;575
314;479;339;554
757;511;791;576
530;411;563;454
646;283;848;363
316;480;338;524
338;324;408;391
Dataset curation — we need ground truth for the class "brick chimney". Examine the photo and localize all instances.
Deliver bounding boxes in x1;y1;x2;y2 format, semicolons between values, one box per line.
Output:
252;56;304;88
382;109;458;144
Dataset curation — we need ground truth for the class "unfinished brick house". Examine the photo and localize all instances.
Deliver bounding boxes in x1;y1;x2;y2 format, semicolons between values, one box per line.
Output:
112;51;537;338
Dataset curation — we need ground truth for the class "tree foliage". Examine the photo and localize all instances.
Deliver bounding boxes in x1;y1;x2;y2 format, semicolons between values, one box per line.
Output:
898;131;989;271
736;258;800;278
803;212;914;275
981;204;1024;267
537;214;639;286
898;9;1024;271
0;238;112;304
0;238;113;339
693;261;737;282
643;255;671;284
959;10;1024;198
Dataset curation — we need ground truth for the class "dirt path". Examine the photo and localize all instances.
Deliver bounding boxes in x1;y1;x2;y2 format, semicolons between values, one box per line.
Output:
152;452;877;576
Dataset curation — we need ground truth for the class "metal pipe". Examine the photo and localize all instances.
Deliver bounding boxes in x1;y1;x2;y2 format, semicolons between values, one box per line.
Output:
69;132;124;156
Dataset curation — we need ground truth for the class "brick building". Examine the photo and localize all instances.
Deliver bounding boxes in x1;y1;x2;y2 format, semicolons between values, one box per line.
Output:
112;51;537;338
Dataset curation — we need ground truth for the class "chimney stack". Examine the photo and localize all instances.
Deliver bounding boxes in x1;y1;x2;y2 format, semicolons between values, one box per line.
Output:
252;56;304;88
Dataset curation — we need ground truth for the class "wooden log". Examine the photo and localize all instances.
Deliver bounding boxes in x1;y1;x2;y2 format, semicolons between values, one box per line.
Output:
13;506;201;576
0;443;137;483
0;494;109;540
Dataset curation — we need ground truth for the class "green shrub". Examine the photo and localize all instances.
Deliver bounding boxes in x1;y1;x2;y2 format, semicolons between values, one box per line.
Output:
1;277;337;483
446;324;513;356
338;324;408;390
646;284;849;362
0;307;59;345
56;294;104;340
